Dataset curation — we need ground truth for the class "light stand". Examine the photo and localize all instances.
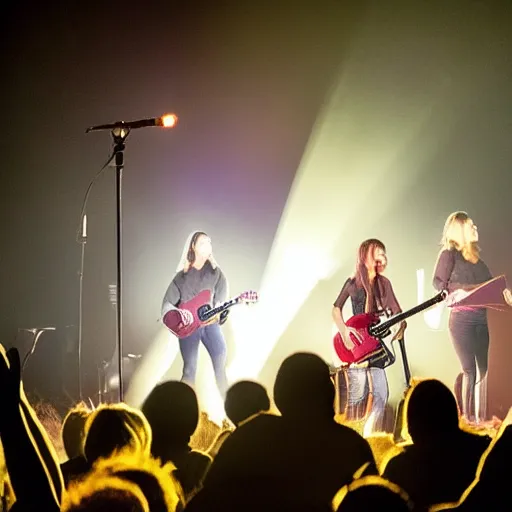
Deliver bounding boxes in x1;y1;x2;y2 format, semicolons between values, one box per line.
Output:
77;214;87;400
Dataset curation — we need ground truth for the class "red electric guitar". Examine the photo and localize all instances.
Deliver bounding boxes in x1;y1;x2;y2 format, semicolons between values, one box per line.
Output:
333;290;447;367
163;289;258;338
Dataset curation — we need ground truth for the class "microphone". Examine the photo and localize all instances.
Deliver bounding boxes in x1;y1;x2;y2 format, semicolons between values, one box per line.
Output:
86;113;178;133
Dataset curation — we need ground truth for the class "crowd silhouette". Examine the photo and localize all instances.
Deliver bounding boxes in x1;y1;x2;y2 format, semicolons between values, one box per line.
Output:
0;345;508;511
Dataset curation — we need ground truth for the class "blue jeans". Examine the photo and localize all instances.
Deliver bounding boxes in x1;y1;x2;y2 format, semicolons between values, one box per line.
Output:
347;366;389;436
179;322;228;398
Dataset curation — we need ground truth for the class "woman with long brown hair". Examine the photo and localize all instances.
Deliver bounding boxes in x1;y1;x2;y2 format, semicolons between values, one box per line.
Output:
332;239;405;435
162;231;229;397
432;212;493;423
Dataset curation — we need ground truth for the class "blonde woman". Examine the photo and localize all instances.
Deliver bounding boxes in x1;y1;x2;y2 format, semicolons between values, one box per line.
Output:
432;212;493;423
162;231;229;397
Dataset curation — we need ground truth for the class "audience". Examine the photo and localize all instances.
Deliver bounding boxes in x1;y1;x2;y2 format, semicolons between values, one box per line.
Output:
0;344;507;512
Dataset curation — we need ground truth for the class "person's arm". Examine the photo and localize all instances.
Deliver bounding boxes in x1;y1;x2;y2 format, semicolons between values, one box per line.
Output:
161;277;181;317
20;398;64;503
161;276;195;327
332;279;362;348
332;279;351;333
432;249;456;292
0;348;60;512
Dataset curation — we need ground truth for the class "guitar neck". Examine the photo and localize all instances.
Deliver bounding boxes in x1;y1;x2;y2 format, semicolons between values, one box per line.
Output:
201;296;240;320
370;290;447;337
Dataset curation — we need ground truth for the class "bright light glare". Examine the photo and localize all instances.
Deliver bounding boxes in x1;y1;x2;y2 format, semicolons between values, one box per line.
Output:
417;268;444;330
227;68;442;383
160;114;178;128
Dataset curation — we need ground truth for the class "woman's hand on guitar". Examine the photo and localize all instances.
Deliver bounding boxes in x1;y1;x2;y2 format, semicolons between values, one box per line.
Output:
178;309;194;328
341;326;363;350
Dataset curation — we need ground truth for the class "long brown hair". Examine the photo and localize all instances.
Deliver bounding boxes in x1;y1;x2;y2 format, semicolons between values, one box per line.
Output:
176;231;218;273
441;211;480;263
355;239;386;313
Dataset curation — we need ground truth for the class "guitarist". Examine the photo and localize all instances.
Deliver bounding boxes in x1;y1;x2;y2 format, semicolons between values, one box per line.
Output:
332;239;406;435
162;231;229;398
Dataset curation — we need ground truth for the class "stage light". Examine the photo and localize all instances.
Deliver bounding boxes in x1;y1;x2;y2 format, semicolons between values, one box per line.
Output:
417;268;444;330
160;114;178;128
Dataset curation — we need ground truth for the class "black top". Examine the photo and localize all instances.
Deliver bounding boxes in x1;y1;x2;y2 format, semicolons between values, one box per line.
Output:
161;262;228;315
432;248;492;320
333;275;402;316
432;249;492;293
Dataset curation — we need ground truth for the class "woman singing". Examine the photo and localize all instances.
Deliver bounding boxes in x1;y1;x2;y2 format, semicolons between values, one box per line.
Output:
432;212;494;423
162;231;229;398
332;239;405;435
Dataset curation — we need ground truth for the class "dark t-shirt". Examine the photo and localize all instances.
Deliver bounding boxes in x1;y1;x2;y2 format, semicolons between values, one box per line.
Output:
432;248;492;321
432;248;492;293
161;262;228;315
333;275;402;316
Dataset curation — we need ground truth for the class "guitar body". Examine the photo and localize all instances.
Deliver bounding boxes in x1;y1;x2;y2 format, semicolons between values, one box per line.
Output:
333;312;383;364
163;289;216;338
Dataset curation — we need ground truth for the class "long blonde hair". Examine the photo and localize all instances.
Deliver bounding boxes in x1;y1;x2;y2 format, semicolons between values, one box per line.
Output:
441;211;480;263
176;230;218;273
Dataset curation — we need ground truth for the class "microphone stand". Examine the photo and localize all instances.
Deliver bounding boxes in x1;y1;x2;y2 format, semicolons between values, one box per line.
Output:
86;118;178;402
112;127;128;402
77;215;87;400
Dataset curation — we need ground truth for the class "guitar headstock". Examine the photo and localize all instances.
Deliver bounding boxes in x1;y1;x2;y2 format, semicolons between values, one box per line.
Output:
237;290;259;304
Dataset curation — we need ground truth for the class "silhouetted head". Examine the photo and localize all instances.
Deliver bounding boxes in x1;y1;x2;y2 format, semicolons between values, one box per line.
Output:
273;352;335;420
62;402;91;459
406;379;459;443
186;479;332;512
93;450;185;512
62;474;149;512
457;423;512;510
83;404;151;464
142;381;199;456
224;380;270;426
335;475;413;511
